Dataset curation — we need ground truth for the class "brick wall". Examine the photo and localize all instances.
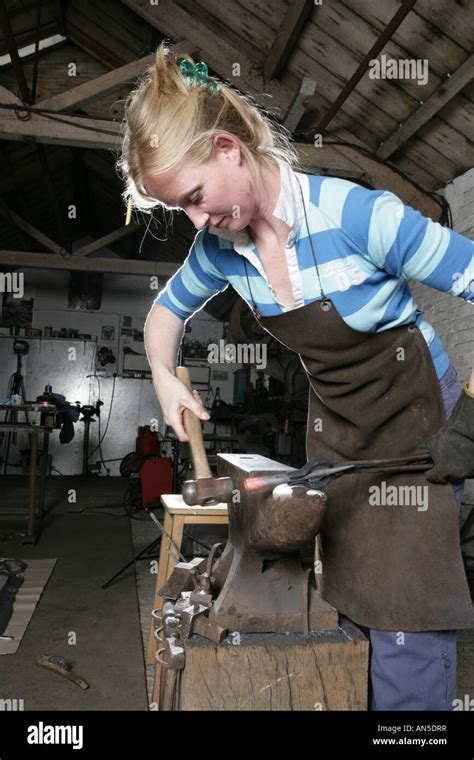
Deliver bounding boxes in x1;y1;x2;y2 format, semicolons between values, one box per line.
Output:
409;168;473;383
409;168;473;504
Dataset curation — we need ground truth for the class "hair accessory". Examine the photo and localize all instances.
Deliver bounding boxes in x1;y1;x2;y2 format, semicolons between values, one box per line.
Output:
125;195;133;226
179;59;220;95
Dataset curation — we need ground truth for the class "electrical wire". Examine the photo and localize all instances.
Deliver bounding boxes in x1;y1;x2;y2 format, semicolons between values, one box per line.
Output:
0;101;121;136
92;374;110;475
292;130;453;226
87;375;116;464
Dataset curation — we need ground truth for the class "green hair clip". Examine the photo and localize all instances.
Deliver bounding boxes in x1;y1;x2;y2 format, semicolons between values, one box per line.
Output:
179;59;220;95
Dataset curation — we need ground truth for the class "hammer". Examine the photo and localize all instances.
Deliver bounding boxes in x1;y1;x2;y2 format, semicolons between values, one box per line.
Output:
176;367;234;506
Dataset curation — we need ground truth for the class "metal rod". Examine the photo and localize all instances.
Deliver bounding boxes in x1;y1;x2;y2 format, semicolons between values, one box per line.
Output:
27;431;38;539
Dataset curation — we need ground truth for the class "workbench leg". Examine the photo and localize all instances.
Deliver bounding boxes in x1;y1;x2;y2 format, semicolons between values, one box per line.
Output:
38;430;50;517
151;514;185;708
24;431;38;544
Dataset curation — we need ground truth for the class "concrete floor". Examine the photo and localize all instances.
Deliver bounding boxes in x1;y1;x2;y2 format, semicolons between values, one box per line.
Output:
0;476;148;711
0;474;472;711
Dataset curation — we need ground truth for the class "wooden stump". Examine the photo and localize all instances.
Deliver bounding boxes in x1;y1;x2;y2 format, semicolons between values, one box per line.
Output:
162;618;368;711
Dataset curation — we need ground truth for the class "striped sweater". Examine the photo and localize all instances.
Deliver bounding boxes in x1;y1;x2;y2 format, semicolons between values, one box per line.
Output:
154;159;473;379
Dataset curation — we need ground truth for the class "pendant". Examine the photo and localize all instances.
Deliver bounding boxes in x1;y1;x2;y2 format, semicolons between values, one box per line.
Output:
320;299;332;312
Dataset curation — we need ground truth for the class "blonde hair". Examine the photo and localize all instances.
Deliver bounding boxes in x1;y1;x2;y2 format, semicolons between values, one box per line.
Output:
117;41;298;213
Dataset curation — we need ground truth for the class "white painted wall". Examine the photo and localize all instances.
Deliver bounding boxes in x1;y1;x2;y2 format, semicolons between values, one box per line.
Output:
0;252;241;476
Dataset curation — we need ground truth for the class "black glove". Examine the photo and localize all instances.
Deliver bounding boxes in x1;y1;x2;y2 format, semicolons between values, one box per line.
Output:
420;383;474;484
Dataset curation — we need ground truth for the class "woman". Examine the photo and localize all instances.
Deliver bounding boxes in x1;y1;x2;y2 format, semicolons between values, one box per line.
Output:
119;43;474;711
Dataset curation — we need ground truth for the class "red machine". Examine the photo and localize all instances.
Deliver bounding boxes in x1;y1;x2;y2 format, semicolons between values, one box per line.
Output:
120;426;174;509
139;457;173;505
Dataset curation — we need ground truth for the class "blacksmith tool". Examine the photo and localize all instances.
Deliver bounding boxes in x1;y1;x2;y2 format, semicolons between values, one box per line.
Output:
176;367;234;506
36;654;89;690
244;453;433;493
0;559;27;640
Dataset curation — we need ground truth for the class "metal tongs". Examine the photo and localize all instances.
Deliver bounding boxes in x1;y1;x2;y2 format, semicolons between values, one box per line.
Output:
244;453;433;492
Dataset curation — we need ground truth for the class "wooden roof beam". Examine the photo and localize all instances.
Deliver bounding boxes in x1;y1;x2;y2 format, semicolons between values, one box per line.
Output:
0;85;22;104
0;0;32;103
313;0;417;134
73;224;143;257
66;25;126;70
36;40;195;113
120;0;293;117
0;202;64;254
0;148;74;194
377;54;474;160
0;108;120;149
263;0;315;81
36;53;154;111
294;142;441;221
0;249;179;276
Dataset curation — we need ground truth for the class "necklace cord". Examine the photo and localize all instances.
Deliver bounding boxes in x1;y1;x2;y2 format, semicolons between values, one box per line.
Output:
243;173;328;318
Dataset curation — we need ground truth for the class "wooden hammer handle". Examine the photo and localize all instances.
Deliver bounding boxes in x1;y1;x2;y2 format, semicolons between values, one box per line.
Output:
176;366;212;480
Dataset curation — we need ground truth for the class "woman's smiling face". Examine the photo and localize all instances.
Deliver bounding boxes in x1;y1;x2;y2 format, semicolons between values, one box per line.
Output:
143;134;258;233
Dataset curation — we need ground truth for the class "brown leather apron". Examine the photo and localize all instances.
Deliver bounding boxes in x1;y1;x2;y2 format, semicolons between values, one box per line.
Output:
256;299;473;631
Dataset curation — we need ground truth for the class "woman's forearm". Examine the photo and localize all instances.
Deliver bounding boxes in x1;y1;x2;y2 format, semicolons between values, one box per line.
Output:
144;303;185;382
468;368;474;393
144;304;209;437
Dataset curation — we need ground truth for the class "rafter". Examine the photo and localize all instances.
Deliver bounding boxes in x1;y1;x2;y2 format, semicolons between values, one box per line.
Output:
294;142;441;221
0;148;74;194
73;224;143;257
313;0;418;134
0;109;120;149
0;249;179;276
35;40;194;113
0;85;22;104
263;0;315;81
120;0;292;118
67;25;125;70
0;202;64;254
0;0;32;103
35;54;153;111
377;54;474;160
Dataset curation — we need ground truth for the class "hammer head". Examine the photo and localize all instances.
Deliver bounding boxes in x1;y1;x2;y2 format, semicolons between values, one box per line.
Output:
182;476;234;506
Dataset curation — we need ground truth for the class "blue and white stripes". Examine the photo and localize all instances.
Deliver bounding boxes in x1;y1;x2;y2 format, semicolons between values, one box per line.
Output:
154;162;473;379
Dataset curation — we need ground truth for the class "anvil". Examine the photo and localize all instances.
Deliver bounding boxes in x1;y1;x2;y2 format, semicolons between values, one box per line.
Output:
209;454;339;633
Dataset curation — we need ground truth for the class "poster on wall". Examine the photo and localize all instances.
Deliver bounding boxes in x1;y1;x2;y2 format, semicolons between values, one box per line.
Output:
1;292;34;328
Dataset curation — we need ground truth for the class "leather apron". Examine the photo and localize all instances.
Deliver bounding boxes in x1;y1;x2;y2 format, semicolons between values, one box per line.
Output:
255;299;473;631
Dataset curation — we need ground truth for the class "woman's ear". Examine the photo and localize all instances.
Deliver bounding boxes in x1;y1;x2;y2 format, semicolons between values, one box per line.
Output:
213;133;241;162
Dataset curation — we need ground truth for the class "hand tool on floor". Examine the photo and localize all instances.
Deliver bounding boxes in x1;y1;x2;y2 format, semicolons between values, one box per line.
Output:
243;452;433;493
36;654;89;690
0;559;27;640
176;367;234;506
